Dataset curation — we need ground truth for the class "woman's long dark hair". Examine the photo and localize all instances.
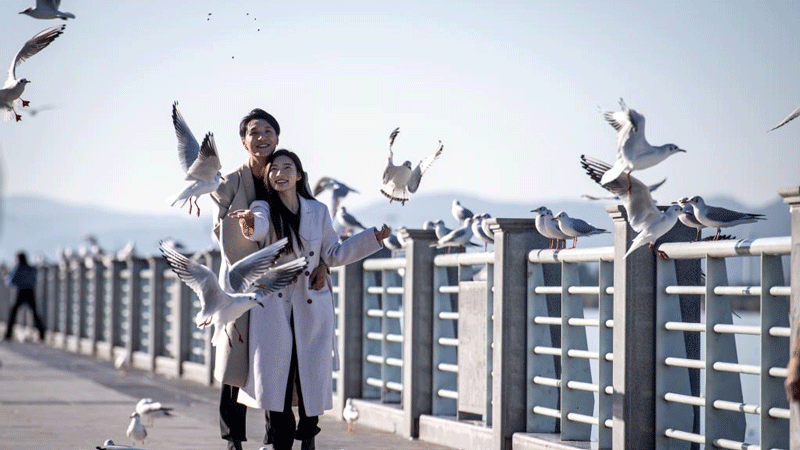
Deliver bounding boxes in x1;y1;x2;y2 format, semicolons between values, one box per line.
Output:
263;149;315;254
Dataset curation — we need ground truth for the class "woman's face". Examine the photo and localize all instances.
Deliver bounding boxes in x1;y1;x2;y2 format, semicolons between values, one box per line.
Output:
242;119;278;158
267;155;301;193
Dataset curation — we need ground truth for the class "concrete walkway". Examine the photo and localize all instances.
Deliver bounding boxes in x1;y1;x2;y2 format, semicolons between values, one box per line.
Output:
0;340;451;450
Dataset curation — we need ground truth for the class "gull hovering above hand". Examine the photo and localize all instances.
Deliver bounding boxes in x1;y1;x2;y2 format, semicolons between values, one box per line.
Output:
0;25;65;122
20;1;75;20
381;127;444;205
169;102;224;216
581;154;680;259
160;238;307;347
599;98;686;189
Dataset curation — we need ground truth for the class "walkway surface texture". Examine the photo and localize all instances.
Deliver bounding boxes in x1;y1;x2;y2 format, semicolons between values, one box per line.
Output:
0;339;452;450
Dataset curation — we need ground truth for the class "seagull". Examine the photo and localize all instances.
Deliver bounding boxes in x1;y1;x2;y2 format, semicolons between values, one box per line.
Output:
433;220;452;240
431;217;479;250
135;398;173;427
479;213;494;244
581;154;681;259
381;127;444;205
471;214;493;250
114;349;129;375
313;176;359;213
582;177;666;201
383;232;404;254
769;106;800;131
599;98;686;189
160;238;307;347
169;102;224;216
451;200;473;225
422;220;435;231
19;1;75;20
335;206;366;236
530;206;569;249
0;25;65;122
679;196;765;240
554;212;609;249
126;412;147;446
96;438;145;450
342;398;360;433
116;240;137;260
676;202;706;241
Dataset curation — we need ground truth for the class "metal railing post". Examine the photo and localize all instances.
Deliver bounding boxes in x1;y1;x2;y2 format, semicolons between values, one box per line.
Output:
490;218;543;450
780;185;800;449
401;228;437;438
147;256;166;372
761;254;789;449
335;258;366;415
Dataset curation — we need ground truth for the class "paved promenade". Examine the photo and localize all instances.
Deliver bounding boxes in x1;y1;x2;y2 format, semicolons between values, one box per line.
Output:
0;339;451;450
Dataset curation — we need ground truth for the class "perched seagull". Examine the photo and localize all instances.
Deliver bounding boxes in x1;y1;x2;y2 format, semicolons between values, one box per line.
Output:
116;240;137;261
96;438;145;450
19;1;75;20
582;155;681;259
135;398;173;427
479;213;494;244
433;220;452;240
126;412;147;446
160;238;307;347
451;200;474;225
114;349;129;375
676;202;706;242
383;232;404;254
600;98;686;188
342;398;360;433
471;214;493;250
169;102;224;216
422;220;435;231
313;176;359;213
769;106;800;131
0;25;65;122
554;212;609;249
431;217;479;250
381;127;444;205
679;196;765;240
531;206;569;249
335;206;366;236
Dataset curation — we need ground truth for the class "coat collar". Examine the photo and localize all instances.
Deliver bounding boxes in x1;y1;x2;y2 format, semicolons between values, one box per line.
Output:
298;196;316;240
238;162;256;204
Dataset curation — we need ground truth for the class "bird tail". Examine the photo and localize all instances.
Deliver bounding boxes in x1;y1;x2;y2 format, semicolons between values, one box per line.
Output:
624;234;648;259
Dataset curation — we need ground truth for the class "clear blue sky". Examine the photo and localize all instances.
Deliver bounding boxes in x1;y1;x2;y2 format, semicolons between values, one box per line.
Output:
0;0;798;217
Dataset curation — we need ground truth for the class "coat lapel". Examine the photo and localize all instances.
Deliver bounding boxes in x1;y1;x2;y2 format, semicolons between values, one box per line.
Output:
298;197;318;241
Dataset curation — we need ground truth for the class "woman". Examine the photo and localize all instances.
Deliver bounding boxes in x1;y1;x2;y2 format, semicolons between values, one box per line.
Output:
228;149;390;450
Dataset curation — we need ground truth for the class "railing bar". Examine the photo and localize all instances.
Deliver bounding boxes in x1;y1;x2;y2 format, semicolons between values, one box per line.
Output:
533;346;562;356
663;429;705;444
565;412;598;425
664;357;706;369
712;324;760;335
712;400;760;415
363;258;406;270
532;376;561;388
437;389;458;400
385;381;404;392
566;349;599;360
770;367;789;378
533;286;562;295
664;321;706;332
768;407;790;420
664;392;705;407
438;312;459;320
566;286;600;295
438;337;459;347
566;318;600;327
665;286;707;296
438;286;459;294
713;286;762;296
437;363;458;373
533;316;561;326
712;361;760;375
565;381;598;392
532;406;561;419
770;326;791;337
712;438;760;450
770;286;791;297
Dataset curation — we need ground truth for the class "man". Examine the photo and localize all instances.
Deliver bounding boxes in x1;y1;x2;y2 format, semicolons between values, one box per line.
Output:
3;251;45;342
210;108;328;450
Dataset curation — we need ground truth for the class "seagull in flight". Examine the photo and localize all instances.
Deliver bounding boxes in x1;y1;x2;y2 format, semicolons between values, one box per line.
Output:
581;154;681;259
169;102;224;216
135;398;173;427
160;238;307;347
678;196;765;240
20;1;75;20
0;25;65;122
600;98;686;189
381;127;444;205
313;176;359;213
769;106;800;131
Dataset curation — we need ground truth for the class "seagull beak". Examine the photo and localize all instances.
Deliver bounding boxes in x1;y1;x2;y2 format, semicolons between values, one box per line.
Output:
254;284;267;290
220;175;226;181
678;148;687;152
256;301;264;308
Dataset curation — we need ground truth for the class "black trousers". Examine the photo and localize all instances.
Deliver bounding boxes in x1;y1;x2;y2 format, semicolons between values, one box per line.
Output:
269;316;320;450
219;384;273;444
4;289;45;340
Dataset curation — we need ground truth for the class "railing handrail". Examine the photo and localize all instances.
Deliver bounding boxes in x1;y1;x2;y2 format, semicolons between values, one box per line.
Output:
657;235;790;259
528;246;614;263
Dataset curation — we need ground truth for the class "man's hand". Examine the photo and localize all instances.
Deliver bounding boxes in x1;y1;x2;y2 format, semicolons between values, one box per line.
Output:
786;355;800;402
374;224;391;242
309;260;329;291
228;209;255;237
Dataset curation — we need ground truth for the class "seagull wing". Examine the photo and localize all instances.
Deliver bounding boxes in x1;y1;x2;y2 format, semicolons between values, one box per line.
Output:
227;237;289;293
41;0;59;10
186;132;222;182
255;257;308;294
647;178;667;193
172;102;201;174
313;177;334;196
159;242;224;319
704;206;764;223
407;141;443;193
5;25;65;88
769;106;800;132
382;161;397;185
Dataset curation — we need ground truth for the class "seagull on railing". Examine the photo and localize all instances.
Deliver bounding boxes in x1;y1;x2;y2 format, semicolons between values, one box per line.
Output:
599;99;686;190
431;217;479;251
471;214;493;250
451;200;473;225
554;212;609;249
531;206;568;249
433;220;452;241
678;196;765;241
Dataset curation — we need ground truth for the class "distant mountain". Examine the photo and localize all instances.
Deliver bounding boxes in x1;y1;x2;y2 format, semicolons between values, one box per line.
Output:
0;193;791;276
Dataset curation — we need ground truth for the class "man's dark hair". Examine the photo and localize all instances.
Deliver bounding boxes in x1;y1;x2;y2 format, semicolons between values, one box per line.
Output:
16;251;27;266
239;108;280;138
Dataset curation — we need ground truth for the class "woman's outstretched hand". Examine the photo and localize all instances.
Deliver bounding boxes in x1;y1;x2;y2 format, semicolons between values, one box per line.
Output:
228;209;256;237
374;224;391;242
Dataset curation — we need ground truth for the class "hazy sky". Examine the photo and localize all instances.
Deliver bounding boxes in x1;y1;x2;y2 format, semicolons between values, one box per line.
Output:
0;0;798;218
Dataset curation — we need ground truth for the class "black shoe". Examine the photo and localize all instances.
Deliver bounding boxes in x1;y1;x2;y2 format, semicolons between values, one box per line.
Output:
300;436;315;450
226;440;243;450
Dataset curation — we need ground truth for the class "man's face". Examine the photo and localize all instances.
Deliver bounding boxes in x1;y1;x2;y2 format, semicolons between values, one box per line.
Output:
242;119;278;158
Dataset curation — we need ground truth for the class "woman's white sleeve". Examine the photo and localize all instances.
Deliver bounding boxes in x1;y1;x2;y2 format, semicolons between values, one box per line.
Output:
248;200;271;243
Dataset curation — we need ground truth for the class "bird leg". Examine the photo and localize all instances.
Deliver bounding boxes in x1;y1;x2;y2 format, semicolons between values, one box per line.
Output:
233;323;244;343
194;197;201;216
692;228;701;242
224;327;233;348
648;242;669;260
347;423;353;433
199;316;212;327
21;99;29;107
571;237;578;249
188;199;194;215
713;227;722;240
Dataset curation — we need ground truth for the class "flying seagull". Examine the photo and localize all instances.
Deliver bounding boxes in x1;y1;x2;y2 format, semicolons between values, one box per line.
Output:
769;106;800;132
381;127;444;205
313;176;359;213
135;398;173;427
20;1;75;20
599;98;685;189
1;25;65;122
678;196;765;240
169;101;224;216
581;154;681;259
160;238;307;347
